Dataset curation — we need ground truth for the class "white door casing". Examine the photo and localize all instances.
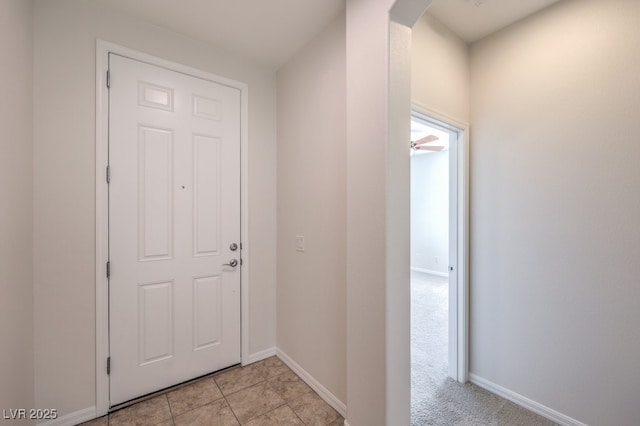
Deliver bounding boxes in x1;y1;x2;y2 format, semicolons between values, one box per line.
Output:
447;125;459;380
411;107;469;383
108;53;241;405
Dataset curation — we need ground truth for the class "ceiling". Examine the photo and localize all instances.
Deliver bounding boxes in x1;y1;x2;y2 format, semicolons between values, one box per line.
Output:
94;0;561;68
94;0;345;68
426;0;562;43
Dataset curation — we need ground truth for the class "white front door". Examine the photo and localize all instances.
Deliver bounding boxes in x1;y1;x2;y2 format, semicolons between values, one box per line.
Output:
108;53;241;405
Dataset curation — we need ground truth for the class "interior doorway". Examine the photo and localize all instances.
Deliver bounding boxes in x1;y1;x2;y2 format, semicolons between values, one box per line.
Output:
410;109;468;422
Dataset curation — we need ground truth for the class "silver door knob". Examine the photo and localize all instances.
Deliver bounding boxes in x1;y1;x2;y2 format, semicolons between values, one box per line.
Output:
223;259;238;267
229;243;239;251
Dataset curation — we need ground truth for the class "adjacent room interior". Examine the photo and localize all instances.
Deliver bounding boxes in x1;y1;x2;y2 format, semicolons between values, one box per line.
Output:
410;114;452;422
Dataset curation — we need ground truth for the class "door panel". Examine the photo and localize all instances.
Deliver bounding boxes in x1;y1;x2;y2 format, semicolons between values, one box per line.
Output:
108;54;241;405
138;126;174;261
138;281;174;366
192;276;222;350
192;134;221;256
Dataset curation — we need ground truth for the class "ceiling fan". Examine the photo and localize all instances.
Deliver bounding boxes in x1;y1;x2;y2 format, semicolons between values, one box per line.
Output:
411;134;444;152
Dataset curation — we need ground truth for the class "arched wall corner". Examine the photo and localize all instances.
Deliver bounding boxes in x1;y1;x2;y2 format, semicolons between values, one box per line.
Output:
390;0;433;27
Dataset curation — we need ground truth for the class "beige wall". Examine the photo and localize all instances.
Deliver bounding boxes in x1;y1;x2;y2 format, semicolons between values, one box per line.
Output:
345;0;390;422
33;0;276;416
0;0;35;420
345;0;425;424
469;0;640;424
276;13;347;404
412;12;469;123
386;19;413;425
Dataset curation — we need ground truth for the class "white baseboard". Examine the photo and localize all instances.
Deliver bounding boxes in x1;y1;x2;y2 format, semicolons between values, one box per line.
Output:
411;267;449;277
469;374;586;426
243;347;277;365
276;348;347;417
37;406;97;426
344;421;350;426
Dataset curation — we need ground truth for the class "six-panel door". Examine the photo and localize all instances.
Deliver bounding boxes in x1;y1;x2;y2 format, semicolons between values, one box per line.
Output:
108;54;241;406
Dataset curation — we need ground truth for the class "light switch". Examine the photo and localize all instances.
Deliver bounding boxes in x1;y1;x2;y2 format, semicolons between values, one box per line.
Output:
295;235;305;252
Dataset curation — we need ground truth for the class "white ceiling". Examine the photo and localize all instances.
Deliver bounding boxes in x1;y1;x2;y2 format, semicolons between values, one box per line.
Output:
93;0;561;68
426;0;562;43
95;0;345;68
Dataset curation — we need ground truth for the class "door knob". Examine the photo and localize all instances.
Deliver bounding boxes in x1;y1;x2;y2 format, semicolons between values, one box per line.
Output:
223;259;238;267
229;243;239;251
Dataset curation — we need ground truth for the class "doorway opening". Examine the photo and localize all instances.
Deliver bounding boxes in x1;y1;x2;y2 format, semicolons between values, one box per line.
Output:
410;109;468;422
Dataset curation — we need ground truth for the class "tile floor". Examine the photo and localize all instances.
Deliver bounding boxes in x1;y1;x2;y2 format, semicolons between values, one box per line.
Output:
81;356;344;426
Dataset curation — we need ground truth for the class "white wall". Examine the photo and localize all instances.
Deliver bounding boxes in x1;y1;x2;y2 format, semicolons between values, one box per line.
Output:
470;0;640;424
345;0;429;424
33;0;276;416
411;151;449;274
412;12;470;123
410;11;468;276
0;0;35;421
276;13;347;404
345;1;391;423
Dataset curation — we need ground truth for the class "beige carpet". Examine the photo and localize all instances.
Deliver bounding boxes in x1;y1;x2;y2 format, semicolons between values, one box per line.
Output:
411;271;557;425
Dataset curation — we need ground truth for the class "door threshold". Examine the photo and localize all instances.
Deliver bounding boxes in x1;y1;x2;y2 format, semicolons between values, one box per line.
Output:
109;363;241;413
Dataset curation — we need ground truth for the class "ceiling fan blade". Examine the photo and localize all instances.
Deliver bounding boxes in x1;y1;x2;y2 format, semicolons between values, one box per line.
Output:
413;135;439;146
416;145;445;152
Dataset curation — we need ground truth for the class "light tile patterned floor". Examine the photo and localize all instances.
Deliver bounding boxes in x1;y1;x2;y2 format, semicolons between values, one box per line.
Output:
81;356;344;426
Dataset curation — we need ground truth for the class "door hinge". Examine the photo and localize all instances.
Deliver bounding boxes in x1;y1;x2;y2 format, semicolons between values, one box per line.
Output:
107;357;111;375
106;70;110;88
106;165;111;183
106;261;111;278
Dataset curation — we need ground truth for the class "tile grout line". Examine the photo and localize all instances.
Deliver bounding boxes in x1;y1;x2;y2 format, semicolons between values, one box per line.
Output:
207;371;244;426
219;359;270;424
242;401;289;425
223;392;243;426
263;364;309;425
165;392;176;425
226;359;300;425
166;375;231;424
289;402;308;426
218;372;246;426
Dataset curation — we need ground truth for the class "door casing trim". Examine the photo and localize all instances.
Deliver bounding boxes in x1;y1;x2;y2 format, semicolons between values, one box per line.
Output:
95;40;250;416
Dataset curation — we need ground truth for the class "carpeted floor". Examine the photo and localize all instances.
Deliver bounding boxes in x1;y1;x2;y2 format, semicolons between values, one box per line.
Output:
411;271;557;425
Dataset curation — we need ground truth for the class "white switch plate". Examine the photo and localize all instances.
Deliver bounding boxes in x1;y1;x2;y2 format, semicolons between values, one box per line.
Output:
295;235;305;252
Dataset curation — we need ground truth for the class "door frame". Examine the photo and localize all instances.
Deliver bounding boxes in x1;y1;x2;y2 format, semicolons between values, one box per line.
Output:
95;40;249;416
411;103;469;382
